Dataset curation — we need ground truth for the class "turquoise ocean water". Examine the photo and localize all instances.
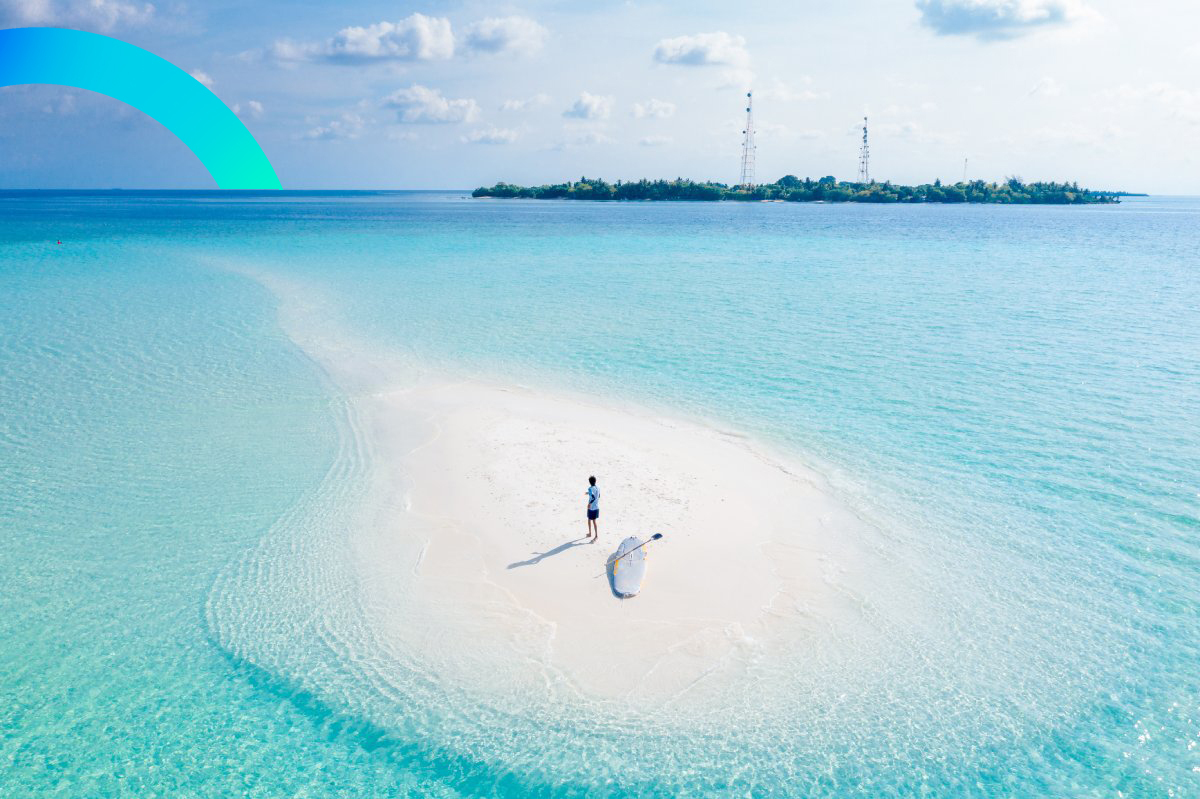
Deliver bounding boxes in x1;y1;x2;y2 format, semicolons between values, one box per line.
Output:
1;191;1197;797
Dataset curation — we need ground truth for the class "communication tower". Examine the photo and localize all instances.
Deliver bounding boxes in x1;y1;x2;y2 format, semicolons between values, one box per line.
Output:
857;116;870;183
739;91;755;188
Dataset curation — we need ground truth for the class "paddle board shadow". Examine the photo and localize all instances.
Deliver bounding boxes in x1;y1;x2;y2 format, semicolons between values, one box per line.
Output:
605;547;623;599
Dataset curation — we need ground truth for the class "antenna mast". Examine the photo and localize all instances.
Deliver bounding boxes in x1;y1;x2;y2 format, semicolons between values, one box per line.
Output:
857;116;870;183
739;91;755;188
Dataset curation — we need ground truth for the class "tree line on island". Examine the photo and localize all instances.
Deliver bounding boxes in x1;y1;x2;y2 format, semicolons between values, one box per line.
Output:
472;175;1123;204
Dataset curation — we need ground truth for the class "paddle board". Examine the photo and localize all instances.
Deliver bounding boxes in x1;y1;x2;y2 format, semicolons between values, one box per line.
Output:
611;535;648;598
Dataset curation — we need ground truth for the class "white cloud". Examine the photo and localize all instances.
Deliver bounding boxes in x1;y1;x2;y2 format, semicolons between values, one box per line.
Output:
1028;76;1063;97
233;100;265;119
755;120;790;139
268;40;314;62
270;13;547;64
501;93;550;112
915;0;1093;41
716;68;757;92
302;113;365;141
653;32;749;66
462;127;519;144
560;131;615;147
1027;123;1124;147
563;92;612;120
875;120;957;145
0;0;155;31
189;70;214;88
1106;82;1200;123
756;77;827;102
463;16;547;56
639;135;673;146
40;92;77;115
384;85;480;124
880;102;932;116
273;13;454;63
632;99;676;119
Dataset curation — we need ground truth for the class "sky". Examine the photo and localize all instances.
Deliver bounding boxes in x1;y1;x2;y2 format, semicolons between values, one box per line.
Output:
1;0;1198;192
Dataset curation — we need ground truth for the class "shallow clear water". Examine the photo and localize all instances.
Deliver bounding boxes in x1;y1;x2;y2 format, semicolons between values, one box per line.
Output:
1;191;1197;797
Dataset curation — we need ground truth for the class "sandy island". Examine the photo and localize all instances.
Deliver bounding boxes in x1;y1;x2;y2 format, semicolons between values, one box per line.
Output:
227;271;878;711
345;376;872;706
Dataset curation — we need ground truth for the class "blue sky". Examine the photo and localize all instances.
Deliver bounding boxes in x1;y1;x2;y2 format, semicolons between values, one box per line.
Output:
1;0;1197;192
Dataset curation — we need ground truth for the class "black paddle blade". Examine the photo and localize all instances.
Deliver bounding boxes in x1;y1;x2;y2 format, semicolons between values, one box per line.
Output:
651;533;664;540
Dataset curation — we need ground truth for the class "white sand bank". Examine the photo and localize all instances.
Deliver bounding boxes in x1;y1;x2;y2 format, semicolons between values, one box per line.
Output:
229;270;878;709
352;377;871;704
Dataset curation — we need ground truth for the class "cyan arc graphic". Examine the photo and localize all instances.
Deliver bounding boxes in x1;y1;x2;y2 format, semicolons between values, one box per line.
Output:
0;27;280;189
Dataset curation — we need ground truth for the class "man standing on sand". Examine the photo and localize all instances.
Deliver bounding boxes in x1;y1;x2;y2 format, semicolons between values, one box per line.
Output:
586;475;600;543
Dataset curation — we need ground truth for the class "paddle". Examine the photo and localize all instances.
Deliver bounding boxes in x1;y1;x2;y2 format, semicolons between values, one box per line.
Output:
595;533;664;578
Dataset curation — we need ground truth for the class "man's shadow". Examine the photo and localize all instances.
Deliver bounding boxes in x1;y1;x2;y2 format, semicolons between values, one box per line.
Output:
507;538;590;569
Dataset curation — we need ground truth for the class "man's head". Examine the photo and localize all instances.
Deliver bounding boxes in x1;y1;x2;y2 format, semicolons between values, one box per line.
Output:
589;475;596;486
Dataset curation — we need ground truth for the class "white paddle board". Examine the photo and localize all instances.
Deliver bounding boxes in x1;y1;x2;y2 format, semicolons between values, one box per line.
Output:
611;535;648;598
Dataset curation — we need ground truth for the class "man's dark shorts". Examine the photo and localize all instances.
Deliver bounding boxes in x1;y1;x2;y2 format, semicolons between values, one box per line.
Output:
587;509;599;521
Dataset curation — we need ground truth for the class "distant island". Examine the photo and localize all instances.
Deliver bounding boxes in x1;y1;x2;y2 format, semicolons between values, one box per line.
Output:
473;176;1124;204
